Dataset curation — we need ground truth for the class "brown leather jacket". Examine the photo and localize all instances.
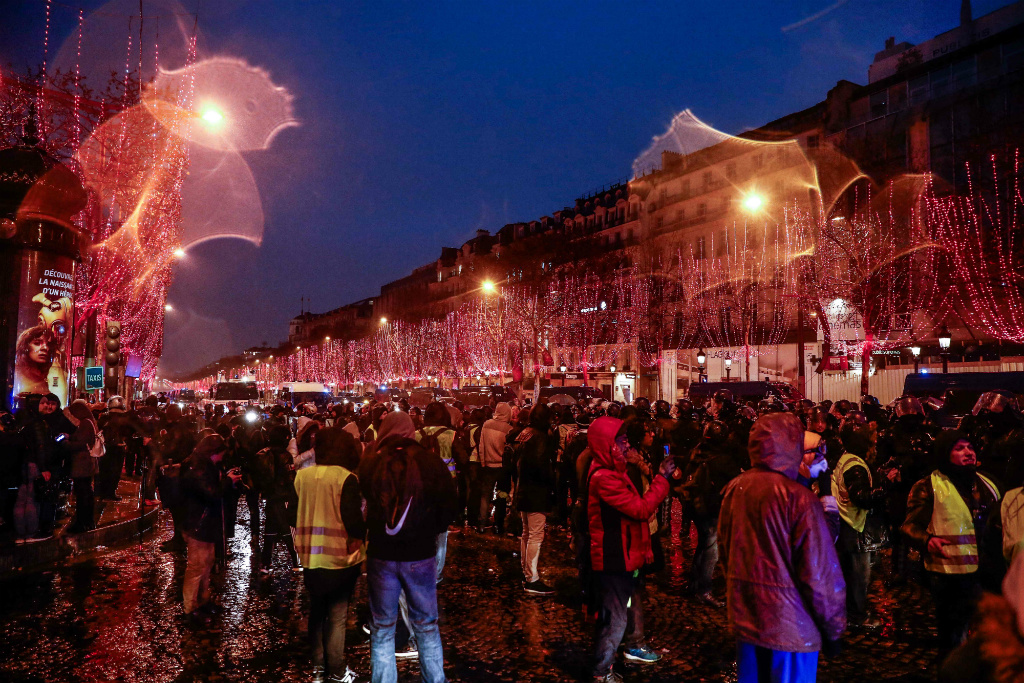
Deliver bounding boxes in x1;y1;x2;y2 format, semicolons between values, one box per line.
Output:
718;413;847;653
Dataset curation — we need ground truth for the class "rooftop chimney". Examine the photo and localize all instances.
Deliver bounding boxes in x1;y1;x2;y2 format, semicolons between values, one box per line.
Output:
885;36;895;50
961;0;972;26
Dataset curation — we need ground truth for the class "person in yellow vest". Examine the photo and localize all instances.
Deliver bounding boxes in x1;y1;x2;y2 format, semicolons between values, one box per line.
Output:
831;424;880;629
293;426;367;683
902;430;1001;652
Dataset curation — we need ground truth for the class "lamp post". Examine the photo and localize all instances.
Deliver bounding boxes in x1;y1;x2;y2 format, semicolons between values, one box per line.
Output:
725;357;732;380
696;347;706;383
559;363;567;387
939;325;952;374
910;345;921;374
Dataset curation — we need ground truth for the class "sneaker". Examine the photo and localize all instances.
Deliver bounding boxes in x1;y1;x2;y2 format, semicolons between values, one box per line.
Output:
312;666;325;683
524;580;556;596
696;592;723;608
623;645;661;663
852;614;882;629
327;668;359;683
395;641;419;660
593;672;624;683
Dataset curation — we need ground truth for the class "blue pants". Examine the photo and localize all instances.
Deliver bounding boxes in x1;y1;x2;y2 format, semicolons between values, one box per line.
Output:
736;642;818;683
367;557;446;683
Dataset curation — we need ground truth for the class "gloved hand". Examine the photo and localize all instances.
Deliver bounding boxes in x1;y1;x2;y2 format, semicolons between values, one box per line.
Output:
822;638;842;659
658;457;677;479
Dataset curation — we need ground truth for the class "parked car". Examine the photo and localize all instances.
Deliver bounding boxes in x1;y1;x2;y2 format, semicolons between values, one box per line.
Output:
537;385;606;405
688;380;800;404
408;387;452;407
373;387;410;403
454;385;516;408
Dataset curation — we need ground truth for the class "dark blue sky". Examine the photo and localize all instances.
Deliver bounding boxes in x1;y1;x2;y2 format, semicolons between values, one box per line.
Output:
1;0;1006;375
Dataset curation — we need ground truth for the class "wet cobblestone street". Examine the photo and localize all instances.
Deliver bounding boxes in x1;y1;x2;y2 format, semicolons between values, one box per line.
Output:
1;503;942;683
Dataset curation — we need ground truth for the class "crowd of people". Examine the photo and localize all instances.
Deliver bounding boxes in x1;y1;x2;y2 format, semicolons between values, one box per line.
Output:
3;387;1024;683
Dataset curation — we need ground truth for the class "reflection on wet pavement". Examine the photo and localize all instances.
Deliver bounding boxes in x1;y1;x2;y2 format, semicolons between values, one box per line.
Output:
0;503;939;682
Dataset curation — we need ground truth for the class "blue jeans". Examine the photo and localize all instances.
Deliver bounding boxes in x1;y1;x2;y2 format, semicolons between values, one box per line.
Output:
400;531;447;644
592;571;637;677
368;557;446;683
736;642;818;683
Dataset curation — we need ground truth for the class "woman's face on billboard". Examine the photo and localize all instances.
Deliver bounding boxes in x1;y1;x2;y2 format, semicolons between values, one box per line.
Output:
28;335;50;364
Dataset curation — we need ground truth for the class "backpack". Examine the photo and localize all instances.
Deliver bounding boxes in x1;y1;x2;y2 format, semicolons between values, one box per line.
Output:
451;424;473;469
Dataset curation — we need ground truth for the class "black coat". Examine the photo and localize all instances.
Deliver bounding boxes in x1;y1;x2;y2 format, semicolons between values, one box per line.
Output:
512;427;556;513
181;458;229;543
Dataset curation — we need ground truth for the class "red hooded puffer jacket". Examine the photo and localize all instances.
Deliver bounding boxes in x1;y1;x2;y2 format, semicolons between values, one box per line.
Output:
587;416;669;573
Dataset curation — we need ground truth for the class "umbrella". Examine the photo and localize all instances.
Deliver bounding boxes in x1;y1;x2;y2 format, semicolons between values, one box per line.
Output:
546;394;576;406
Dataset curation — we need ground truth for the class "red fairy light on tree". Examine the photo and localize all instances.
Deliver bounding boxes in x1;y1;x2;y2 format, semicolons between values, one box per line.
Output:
930;152;1024;342
809;175;948;395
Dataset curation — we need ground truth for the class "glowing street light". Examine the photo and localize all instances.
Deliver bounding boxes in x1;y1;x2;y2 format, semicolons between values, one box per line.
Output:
380;317;388;325
164;304;173;312
201;107;225;125
481;280;496;294
910;345;921;374
173;247;186;258
324;336;331;342
742;194;765;212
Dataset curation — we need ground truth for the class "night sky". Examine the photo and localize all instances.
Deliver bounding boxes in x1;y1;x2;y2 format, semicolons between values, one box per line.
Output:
0;0;1005;376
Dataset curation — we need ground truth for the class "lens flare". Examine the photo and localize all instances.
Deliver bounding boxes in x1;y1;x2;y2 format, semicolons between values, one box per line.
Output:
201;108;224;125
742;194;764;211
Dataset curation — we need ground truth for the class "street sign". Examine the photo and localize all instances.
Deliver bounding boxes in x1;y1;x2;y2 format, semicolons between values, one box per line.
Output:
85;365;104;391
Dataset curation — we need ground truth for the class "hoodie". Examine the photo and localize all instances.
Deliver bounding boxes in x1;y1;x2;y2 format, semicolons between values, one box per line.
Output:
479;402;513;468
586;416;669;573
718;412;846;653
359;410;457;562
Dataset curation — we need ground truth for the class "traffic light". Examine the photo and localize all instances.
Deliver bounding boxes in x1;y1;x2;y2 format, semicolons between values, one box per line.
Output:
105;321;121;367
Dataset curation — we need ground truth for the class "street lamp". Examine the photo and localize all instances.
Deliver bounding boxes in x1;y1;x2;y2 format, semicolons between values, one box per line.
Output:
380;317;388;325
481;280;496;294
938;325;952;374
609;364;617;373
173;247;186;258
725;357;732;380
742;194;765;212
164;303;173;312
910;345;921;374
696;347;706;382
324;336;331;342
559;364;567;388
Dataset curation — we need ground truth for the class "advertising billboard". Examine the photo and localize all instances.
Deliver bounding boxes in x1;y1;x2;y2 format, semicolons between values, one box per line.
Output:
12;251;75;406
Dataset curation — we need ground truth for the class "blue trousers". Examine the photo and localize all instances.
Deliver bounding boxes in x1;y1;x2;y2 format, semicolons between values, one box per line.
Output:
367;557;446;683
736;642;818;683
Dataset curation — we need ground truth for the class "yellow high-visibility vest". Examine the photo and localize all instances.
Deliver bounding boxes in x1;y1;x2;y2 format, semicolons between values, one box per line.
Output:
831;453;872;533
293;465;366;570
1002;486;1024;564
925;470;999;575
